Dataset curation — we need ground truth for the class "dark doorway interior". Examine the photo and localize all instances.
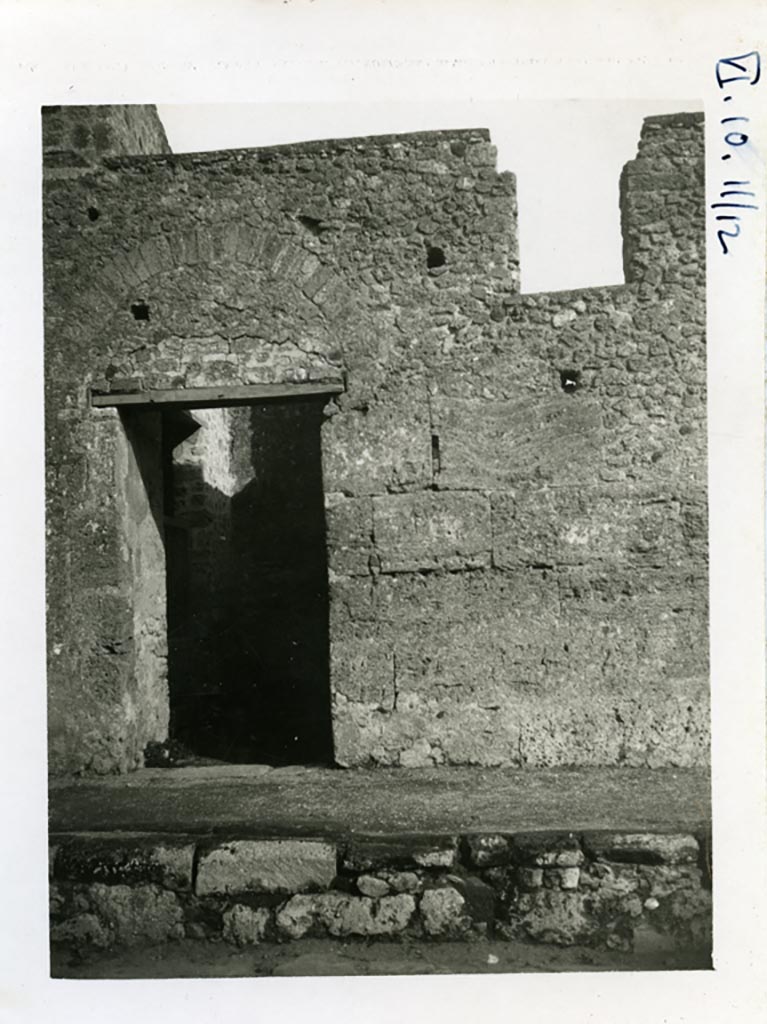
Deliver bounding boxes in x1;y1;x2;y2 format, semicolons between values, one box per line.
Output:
163;398;334;765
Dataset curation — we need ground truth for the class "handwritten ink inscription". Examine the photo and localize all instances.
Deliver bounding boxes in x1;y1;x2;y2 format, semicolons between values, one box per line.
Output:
712;51;761;255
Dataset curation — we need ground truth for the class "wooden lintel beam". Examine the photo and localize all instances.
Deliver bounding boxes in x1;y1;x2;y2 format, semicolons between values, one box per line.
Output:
91;382;344;409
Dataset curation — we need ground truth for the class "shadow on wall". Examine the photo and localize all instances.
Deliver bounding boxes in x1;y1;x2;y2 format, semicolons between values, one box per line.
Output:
165;399;334;766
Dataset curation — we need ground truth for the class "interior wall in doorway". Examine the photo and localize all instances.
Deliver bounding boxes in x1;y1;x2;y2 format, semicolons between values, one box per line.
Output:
167;401;333;765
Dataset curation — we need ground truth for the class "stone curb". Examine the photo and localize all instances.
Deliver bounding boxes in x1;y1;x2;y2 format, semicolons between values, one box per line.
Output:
49;828;711;953
51;829;709;885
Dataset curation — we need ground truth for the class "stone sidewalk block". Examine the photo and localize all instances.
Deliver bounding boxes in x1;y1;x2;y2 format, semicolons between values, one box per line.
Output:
195;839;337;896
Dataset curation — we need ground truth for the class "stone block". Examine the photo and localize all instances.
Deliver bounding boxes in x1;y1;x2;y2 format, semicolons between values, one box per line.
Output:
316;893;416;937
343;835;458;872
511;684;708;768
325;493;373;576
357;875;391;898
54;835;195;892
432;396;602;489
510;832;584;867
195;839;337;896
507;890;591;945
582;832;700;865
322;397;432;496
386;871;422;894
332;558;555;629
222;904;271;946
464;834;511;868
373;491;491;572
414;846;457;869
275;894;317;939
276;892;416;938
420;887;471;936
491;487;707;569
85;883;185;946
331;636;395;708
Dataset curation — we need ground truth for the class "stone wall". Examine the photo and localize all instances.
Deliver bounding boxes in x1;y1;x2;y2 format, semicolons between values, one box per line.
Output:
620;112;705;290
46;406;169;775
118;412;168;768
43;106;707;774
49;828;711;955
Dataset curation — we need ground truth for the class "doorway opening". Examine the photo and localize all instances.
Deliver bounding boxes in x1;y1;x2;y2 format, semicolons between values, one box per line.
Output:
164;398;333;765
103;384;341;767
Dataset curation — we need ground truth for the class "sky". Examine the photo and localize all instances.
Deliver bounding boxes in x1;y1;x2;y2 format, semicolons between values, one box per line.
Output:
158;99;698;294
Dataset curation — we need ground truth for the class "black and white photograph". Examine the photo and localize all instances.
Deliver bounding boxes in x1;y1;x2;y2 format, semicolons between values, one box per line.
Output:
2;3;766;1021
43;98;712;978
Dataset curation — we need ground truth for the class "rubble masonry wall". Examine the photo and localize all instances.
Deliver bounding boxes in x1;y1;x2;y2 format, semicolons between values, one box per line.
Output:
44;110;707;773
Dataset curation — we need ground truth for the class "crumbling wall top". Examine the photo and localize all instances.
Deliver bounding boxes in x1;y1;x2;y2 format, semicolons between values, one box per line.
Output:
101;126;494;169
43;104;172;169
